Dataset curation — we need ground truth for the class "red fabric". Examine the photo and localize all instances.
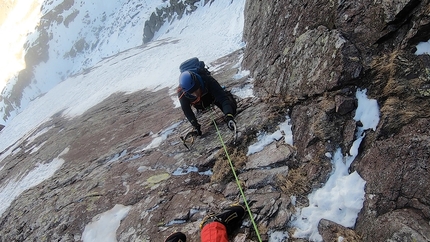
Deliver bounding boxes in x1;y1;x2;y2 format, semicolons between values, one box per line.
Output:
200;222;228;242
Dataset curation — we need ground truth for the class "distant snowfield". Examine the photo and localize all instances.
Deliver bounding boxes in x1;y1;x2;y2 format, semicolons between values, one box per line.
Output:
0;0;168;117
0;0;246;124
0;0;246;153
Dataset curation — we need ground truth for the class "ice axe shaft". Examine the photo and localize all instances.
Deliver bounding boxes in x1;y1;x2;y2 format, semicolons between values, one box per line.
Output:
231;122;238;144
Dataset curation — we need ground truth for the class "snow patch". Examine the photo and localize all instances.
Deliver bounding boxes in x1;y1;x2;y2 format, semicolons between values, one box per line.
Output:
247;116;293;155
0;147;68;216
231;82;254;99
269;230;290;242
415;39;430;55
142;122;181;151
290;89;379;241
82;204;131;242
172;166;213;176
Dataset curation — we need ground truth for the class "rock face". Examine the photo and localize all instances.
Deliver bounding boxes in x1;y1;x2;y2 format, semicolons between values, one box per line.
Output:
0;50;295;242
243;0;430;241
0;0;430;242
142;0;203;43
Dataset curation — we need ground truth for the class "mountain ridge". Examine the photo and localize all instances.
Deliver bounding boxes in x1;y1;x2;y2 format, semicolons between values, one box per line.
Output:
0;0;208;124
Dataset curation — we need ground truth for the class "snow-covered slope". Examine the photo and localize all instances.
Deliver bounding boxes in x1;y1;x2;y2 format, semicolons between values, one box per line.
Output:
0;0;245;149
0;0;244;124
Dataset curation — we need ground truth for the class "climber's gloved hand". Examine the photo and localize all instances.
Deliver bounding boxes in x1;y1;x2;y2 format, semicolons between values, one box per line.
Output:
225;114;236;131
195;125;202;136
190;120;202;136
194;124;202;136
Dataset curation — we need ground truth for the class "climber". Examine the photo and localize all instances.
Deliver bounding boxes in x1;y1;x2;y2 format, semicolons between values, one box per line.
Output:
177;68;237;136
164;204;245;242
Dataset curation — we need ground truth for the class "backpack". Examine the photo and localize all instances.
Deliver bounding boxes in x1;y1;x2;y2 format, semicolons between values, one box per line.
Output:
179;57;211;76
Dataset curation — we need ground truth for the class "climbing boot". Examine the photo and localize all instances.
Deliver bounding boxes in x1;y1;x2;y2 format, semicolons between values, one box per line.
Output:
200;204;245;234
164;231;186;242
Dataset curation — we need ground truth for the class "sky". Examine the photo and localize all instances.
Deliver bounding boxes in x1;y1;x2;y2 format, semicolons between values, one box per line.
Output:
0;0;429;241
0;0;44;91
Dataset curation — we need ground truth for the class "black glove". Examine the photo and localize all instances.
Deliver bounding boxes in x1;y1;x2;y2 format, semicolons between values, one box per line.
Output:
194;123;202;136
225;114;236;131
191;120;202;136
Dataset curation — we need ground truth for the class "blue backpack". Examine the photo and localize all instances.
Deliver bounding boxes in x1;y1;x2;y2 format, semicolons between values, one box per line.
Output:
179;57;211;91
179;57;211;76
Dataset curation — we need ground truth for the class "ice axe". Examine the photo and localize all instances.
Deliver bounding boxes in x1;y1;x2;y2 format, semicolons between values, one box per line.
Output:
226;116;238;144
180;131;198;150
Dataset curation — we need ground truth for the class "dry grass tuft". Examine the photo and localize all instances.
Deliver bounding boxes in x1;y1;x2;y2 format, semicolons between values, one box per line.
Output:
371;50;402;96
276;168;311;196
210;146;247;183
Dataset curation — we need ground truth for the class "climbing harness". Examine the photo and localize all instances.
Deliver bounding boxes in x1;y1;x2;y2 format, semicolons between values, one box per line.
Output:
210;111;262;242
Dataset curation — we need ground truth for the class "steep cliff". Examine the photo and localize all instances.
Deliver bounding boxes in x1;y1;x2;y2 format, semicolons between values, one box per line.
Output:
243;0;430;241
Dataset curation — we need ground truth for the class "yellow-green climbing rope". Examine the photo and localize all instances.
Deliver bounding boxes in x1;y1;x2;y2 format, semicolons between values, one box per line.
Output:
211;112;262;242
